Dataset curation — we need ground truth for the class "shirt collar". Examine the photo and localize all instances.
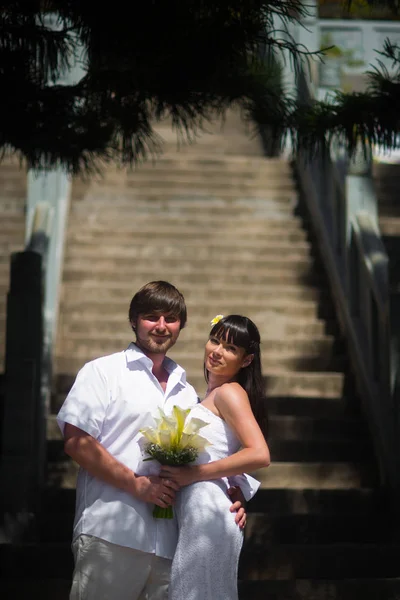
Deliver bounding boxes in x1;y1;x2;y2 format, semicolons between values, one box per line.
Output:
125;342;187;386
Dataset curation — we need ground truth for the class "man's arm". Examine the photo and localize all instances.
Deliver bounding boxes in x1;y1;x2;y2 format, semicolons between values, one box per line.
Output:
64;423;179;508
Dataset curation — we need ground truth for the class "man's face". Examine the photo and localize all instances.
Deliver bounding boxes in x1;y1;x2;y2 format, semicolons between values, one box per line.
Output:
132;312;181;356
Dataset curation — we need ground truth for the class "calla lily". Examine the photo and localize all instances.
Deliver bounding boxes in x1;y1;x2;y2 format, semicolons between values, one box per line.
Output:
179;431;209;451
183;416;209;436
140;406;208;452
140;405;211;520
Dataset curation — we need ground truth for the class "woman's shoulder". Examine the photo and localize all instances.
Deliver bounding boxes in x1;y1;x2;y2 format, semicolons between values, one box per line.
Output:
215;382;250;407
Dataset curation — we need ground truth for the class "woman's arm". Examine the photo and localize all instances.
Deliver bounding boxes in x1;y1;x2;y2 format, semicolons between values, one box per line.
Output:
160;383;270;486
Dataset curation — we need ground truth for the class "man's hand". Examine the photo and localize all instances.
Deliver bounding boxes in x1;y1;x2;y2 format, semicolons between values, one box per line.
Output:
133;475;180;508
227;486;247;530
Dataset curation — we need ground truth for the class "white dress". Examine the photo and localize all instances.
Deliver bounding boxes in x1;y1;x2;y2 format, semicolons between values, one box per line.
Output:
169;403;244;600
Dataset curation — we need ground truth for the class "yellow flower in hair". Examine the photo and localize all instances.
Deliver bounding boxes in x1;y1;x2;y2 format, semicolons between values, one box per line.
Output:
210;314;224;326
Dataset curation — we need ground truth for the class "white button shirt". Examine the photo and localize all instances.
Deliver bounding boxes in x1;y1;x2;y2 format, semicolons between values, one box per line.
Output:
57;343;259;559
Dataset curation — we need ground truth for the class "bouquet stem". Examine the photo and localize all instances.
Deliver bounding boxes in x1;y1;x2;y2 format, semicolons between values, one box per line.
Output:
153;505;173;519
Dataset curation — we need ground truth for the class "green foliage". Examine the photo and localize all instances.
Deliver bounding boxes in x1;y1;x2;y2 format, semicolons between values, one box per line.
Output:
289;39;400;157
2;1;400;171
144;443;199;466
0;0;313;173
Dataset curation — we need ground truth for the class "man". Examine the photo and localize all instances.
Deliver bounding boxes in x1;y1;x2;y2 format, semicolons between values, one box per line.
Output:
57;281;258;600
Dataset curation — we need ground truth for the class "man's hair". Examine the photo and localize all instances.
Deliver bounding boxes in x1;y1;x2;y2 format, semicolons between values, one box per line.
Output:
128;281;187;329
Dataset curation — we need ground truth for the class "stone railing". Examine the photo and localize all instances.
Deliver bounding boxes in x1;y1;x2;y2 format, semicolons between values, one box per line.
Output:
0;204;48;541
294;68;399;495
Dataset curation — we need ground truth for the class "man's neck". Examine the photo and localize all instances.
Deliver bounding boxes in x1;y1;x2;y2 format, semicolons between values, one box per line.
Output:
135;342;168;383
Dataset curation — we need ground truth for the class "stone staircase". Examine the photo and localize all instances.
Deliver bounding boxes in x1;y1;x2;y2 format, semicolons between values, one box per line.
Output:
0;158;27;372
2;118;400;597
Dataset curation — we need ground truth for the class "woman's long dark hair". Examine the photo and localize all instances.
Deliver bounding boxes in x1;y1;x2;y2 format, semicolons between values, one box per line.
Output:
205;314;268;436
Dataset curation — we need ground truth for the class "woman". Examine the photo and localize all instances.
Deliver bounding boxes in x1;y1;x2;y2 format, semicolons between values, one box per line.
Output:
160;314;270;600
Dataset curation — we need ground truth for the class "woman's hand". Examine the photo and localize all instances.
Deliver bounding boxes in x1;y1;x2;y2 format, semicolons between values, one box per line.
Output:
160;465;197;487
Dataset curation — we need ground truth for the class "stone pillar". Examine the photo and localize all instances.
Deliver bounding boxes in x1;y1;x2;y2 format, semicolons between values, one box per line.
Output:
0;251;44;541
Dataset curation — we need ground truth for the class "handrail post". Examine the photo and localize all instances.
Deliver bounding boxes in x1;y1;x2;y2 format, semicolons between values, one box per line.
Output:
345;143;375;300
26;172;72;415
0;252;44;541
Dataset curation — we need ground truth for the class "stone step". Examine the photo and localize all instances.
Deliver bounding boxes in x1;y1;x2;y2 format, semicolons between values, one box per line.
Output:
59;282;329;304
0;544;73;580
269;372;345;398
76;175;295;193
0;180;28;193
377;203;400;218
266;438;371;462
79;152;288;166
71;192;297;209
381;235;400;255
48;401;366;448
62;255;318;271
37;505;387;546
56;335;336;356
65;242;311;261
187;373;345;401
0;169;26;182
46;412;364;443
268;415;365;441
48;425;364;465
4;577;400;600
238;579;400;600
0;213;25;225
69;202;299;218
0;191;27;203
252;461;376;490
0;579;70;599
239;543;400;579
3;548;400;592
54;370;346;402
248;487;382;515
51;390;352;419
57;308;331;331
267;395;361;418
0;204;26;214
61;268;324;287
58;297;329;320
67;220;308;240
378;217;400;236
56;346;345;375
73;175;296;191
0;243;24;254
51;400;365;458
46;458;371;491
54;348;345;386
70;205;296;223
119;155;291;169
40;486;382;517
245;512;393;544
78;155;291;174
268;413;366;441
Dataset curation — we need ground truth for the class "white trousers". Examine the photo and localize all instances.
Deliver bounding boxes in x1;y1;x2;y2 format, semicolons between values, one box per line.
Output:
70;535;172;600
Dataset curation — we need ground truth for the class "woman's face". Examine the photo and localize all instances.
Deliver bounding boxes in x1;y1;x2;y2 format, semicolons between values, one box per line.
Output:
204;333;251;380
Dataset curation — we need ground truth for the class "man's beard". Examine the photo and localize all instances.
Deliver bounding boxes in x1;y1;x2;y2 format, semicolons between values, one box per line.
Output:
136;334;176;354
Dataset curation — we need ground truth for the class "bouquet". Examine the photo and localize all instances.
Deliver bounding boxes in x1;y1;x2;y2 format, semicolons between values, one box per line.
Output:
140;405;209;519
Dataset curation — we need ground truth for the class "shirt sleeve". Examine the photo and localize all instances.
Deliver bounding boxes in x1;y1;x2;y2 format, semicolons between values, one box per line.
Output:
226;473;261;501
56;361;109;440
